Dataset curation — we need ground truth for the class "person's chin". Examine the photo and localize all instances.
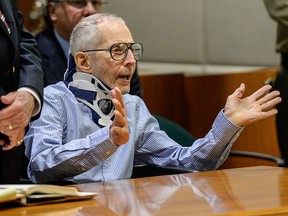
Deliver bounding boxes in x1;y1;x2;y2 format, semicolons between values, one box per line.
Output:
119;86;130;95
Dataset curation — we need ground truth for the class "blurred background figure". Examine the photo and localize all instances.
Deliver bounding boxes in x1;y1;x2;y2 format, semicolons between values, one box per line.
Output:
263;0;288;167
0;0;43;183
31;0;143;97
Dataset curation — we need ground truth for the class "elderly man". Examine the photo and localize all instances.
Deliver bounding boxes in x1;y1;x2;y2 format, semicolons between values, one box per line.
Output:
32;0;142;97
263;0;288;166
25;13;281;184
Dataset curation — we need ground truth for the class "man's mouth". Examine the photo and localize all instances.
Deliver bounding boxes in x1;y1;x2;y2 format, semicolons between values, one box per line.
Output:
118;75;130;80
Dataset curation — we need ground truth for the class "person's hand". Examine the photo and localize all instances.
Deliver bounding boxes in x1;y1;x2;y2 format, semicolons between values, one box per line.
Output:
0;91;35;150
109;87;129;146
224;83;281;126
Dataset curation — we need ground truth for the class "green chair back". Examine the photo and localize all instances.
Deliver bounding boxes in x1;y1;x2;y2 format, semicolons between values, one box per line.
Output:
153;114;195;147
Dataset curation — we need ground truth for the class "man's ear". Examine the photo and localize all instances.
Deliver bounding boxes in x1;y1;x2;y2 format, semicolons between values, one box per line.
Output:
48;2;57;22
75;52;91;73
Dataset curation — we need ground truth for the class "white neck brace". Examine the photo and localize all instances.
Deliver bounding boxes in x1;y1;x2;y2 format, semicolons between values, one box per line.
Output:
68;72;114;126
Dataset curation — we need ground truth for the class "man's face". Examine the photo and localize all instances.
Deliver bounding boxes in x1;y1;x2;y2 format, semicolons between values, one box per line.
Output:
88;21;137;94
51;1;103;40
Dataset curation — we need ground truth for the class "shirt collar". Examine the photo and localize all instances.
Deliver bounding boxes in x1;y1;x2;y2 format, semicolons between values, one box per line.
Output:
54;29;70;59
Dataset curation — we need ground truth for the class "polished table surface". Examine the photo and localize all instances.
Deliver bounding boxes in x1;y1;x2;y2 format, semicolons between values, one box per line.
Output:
1;166;288;216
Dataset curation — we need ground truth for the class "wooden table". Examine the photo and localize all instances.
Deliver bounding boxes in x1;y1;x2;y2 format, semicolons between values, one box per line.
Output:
1;166;288;216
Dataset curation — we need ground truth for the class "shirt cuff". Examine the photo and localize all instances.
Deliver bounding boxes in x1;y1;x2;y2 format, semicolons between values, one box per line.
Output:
18;87;41;116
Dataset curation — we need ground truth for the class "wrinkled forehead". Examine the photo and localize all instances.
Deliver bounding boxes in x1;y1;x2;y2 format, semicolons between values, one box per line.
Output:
98;20;133;45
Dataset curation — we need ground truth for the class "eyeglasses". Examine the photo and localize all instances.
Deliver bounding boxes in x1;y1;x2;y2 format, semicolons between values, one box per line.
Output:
53;0;108;9
83;43;143;61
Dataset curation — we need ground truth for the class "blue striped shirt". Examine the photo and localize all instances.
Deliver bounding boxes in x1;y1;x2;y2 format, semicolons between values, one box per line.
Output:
24;82;243;184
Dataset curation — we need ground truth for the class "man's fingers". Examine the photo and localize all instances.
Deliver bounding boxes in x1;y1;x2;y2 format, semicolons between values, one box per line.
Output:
255;109;278;123
110;87;129;146
110;125;129;144
0;104;16;121
248;85;272;101
258;90;280;105
113;87;126;108
0;92;16;105
113;109;126;127
233;83;245;98
261;97;282;111
0;113;28;132
113;99;126;117
0;93;17;119
0;91;34;123
2;116;23;127
0;127;25;150
1;138;24;150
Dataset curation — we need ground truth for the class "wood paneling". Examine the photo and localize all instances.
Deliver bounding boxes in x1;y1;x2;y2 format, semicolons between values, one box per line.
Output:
17;0;40;32
140;73;188;129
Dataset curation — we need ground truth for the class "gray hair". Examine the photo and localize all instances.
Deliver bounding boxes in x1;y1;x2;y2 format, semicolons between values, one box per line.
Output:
69;13;126;56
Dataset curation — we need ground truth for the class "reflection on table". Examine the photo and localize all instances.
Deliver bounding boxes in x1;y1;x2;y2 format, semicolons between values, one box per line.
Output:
1;166;288;216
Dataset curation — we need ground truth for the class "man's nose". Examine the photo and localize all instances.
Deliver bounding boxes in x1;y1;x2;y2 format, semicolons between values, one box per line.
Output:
125;49;136;64
83;1;101;15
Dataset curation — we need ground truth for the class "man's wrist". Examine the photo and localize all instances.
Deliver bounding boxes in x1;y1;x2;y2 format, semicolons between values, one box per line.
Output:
18;87;41;116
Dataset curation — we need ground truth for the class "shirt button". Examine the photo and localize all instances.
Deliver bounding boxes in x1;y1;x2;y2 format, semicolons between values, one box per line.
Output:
106;151;111;155
81;167;86;171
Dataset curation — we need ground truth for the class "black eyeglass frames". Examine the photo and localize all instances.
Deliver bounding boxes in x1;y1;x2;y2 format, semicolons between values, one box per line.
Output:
53;0;108;9
83;43;143;61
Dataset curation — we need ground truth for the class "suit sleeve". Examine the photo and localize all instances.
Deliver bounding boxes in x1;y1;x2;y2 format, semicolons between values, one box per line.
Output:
16;5;44;118
263;0;288;26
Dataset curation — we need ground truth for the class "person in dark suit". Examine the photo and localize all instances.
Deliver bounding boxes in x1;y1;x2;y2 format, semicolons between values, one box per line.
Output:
33;0;143;97
263;0;288;166
0;0;43;183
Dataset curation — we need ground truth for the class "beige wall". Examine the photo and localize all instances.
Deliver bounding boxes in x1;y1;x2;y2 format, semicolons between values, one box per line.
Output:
106;0;279;66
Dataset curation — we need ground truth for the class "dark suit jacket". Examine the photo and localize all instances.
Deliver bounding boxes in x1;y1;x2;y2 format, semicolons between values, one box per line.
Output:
0;0;44;183
35;28;143;97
